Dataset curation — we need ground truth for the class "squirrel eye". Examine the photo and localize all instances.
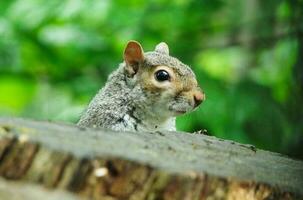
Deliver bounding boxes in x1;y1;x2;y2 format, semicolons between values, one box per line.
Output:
155;70;170;82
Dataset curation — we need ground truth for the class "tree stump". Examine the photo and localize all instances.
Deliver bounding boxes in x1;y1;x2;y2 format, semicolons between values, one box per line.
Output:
0;117;302;200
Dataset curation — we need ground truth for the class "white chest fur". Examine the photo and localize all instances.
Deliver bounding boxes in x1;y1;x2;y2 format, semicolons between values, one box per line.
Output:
111;114;176;132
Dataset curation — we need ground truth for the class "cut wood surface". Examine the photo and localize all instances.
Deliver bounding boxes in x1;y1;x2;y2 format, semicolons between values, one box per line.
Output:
0;178;81;200
0;117;302;200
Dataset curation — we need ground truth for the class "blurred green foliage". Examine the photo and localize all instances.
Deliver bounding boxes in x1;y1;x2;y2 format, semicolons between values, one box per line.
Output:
0;0;302;158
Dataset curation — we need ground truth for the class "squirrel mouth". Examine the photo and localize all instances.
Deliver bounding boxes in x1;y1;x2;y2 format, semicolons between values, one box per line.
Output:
169;108;187;115
175;110;186;114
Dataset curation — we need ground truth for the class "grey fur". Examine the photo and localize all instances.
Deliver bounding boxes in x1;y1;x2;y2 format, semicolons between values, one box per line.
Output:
77;42;198;132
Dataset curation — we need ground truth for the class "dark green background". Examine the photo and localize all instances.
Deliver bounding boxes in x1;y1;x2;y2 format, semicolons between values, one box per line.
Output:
0;0;302;159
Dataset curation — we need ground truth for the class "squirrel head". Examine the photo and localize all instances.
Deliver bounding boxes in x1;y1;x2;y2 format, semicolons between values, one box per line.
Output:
123;40;205;117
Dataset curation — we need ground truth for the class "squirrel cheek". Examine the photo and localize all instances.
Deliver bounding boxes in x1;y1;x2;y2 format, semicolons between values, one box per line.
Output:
149;80;172;92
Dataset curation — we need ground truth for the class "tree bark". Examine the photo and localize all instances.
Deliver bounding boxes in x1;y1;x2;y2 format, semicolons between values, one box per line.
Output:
0;117;302;200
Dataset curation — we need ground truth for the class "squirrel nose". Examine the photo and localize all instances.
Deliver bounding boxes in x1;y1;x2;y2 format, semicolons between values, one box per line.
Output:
193;91;205;107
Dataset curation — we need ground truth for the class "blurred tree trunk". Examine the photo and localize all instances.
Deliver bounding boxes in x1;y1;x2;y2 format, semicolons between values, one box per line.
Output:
0;118;302;200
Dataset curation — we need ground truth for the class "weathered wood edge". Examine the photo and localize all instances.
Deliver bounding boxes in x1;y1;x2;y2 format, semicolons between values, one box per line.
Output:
0;117;302;199
0;178;82;200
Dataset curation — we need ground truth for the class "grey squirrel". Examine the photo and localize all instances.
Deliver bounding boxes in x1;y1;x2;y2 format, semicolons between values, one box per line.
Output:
77;41;205;131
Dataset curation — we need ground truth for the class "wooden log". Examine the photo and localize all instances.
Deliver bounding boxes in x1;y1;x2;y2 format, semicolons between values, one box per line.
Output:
0;178;81;200
0;117;302;200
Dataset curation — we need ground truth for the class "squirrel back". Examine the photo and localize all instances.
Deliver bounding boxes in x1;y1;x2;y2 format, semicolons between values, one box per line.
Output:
77;41;205;132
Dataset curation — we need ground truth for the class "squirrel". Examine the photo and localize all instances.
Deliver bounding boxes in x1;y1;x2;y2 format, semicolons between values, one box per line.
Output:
77;41;205;132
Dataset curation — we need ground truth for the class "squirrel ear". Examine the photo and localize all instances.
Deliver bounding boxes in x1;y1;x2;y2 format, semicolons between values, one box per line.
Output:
123;40;144;76
155;42;169;55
